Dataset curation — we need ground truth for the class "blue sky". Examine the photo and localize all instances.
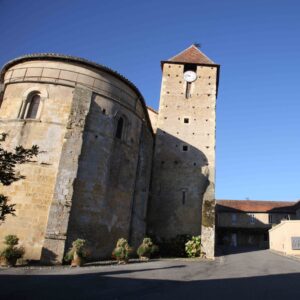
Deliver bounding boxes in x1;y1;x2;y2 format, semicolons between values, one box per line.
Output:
1;0;300;201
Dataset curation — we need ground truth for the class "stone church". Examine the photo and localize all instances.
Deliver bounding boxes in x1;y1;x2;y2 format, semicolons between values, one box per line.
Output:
0;45;219;263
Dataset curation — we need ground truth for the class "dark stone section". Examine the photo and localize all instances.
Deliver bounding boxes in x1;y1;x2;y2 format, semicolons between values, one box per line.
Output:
41;87;92;264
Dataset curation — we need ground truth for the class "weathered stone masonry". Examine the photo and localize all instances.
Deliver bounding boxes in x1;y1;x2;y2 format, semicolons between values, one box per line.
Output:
42;87;92;263
0;45;219;262
148;45;219;258
0;54;154;262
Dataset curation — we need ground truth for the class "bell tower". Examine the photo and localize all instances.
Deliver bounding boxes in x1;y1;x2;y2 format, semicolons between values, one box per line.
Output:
148;45;219;258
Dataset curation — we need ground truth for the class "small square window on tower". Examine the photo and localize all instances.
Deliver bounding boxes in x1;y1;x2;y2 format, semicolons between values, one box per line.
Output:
184;118;189;124
182;145;189;152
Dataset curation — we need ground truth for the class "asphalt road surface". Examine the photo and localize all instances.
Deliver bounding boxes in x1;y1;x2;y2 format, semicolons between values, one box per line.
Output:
1;250;300;299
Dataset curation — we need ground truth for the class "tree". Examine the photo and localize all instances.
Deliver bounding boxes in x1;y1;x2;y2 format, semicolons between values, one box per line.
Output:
0;195;15;222
0;139;38;223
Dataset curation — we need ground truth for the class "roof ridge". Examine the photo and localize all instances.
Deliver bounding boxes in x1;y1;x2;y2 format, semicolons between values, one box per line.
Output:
191;45;215;64
168;45;195;62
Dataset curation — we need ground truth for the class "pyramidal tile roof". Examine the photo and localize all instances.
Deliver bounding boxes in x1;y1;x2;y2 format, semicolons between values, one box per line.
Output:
168;45;215;65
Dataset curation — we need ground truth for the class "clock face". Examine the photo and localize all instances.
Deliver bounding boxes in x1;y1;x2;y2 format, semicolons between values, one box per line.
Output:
183;71;197;82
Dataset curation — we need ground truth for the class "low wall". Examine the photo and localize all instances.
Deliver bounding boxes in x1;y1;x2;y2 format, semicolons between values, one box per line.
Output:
269;221;300;256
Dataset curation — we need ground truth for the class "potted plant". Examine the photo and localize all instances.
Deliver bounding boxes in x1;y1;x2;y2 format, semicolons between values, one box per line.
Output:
64;239;87;267
0;235;25;267
112;238;132;264
137;237;158;261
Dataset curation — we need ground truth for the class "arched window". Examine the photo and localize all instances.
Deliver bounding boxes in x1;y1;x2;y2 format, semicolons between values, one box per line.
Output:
26;94;40;119
21;93;41;119
115;117;124;139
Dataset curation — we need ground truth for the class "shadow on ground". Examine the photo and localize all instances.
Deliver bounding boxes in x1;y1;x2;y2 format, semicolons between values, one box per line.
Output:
216;246;267;256
0;265;300;299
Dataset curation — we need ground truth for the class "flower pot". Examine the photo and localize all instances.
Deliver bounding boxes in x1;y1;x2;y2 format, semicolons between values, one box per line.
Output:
71;252;84;267
117;258;129;264
139;256;150;261
0;257;18;267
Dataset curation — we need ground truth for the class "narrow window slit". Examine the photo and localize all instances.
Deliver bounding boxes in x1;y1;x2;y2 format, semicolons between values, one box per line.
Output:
115;117;124;139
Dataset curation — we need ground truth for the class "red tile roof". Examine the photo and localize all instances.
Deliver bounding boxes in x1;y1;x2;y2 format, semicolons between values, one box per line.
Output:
216;200;297;213
168;45;215;65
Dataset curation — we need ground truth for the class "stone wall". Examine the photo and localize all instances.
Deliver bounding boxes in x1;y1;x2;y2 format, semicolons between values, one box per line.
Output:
0;55;153;262
147;107;158;133
148;62;217;258
41;87;92;263
65;92;153;259
0;82;73;260
129;123;154;249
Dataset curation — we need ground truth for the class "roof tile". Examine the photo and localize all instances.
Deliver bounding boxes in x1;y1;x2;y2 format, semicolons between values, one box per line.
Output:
168;45;215;65
216;200;297;213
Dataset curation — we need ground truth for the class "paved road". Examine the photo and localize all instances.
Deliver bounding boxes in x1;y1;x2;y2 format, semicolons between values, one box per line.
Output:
0;250;300;299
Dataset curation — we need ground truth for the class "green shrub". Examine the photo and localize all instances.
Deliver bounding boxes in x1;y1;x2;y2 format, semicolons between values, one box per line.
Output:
64;239;87;262
112;238;132;262
137;238;158;259
0;235;25;265
185;236;202;258
1;246;24;260
4;235;19;247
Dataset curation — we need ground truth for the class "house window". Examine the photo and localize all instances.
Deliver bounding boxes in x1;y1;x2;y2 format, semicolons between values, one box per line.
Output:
22;93;41;119
269;214;273;224
217;214;220;225
115;117;124;139
231;213;237;225
249;213;255;224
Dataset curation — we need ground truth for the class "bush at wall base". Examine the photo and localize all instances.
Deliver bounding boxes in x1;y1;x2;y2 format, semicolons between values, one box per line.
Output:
64;239;88;267
137;237;159;260
112;238;132;264
185;235;204;258
0;235;25;267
